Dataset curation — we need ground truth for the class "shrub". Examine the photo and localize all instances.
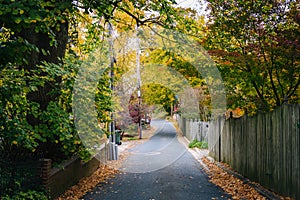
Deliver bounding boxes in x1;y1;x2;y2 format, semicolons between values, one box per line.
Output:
188;139;208;149
2;190;48;200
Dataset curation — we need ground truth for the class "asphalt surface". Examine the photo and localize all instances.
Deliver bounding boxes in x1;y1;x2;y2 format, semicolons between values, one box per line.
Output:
83;119;231;200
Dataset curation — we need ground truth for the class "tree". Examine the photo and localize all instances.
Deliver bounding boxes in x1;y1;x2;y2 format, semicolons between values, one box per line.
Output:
0;0;179;118
142;84;176;115
0;0;190;159
146;48;210;119
205;0;300;113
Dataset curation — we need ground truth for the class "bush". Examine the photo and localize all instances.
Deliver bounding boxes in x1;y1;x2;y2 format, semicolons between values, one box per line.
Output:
188;140;208;149
0;58;91;163
2;190;48;200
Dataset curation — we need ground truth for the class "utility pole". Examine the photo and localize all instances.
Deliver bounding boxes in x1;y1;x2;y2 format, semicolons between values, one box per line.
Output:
108;21;118;160
136;24;142;139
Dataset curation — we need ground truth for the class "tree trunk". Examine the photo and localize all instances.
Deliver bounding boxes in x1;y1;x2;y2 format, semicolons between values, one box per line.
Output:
18;21;69;125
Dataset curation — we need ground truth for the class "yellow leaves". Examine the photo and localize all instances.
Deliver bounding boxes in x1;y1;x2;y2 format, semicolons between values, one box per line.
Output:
73;140;81;144
56;165;120;200
19;9;24;15
12;141;18;145
14;17;22;24
114;10;137;31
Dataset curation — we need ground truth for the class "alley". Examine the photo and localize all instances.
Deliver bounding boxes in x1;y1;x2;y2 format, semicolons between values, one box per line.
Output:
83;120;231;200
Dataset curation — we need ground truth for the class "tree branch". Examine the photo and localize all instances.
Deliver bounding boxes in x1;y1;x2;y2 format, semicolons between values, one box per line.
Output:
287;75;300;99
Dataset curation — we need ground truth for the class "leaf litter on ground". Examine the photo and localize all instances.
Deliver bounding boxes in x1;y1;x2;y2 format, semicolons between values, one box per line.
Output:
55;165;120;200
56;127;157;200
201;157;294;200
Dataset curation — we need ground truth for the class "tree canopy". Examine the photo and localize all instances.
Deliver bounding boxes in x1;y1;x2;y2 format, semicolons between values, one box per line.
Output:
1;0;299;163
205;0;300;113
0;0;184;160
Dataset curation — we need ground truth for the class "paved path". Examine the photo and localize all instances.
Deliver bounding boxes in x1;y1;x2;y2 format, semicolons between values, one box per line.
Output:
83;119;231;200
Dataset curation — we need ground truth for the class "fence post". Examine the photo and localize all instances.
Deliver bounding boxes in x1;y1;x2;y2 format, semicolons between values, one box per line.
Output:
40;159;52;189
186;119;190;140
218;116;222;162
183;117;186;136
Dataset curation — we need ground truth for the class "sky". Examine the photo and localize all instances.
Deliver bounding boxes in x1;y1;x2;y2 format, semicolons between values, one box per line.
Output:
176;0;208;15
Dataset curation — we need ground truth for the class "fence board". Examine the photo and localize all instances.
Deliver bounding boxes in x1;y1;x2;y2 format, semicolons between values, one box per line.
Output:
282;105;289;195
207;104;300;199
247;115;257;180
265;111;273;187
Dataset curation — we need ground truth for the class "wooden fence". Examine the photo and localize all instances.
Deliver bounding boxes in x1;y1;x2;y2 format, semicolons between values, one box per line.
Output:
208;104;300;199
176;114;209;142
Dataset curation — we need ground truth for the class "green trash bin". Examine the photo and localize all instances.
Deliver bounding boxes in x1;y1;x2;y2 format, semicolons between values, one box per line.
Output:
115;130;122;145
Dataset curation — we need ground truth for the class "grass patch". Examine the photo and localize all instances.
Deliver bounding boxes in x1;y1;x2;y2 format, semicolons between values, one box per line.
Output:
127;137;139;141
188;140;208;149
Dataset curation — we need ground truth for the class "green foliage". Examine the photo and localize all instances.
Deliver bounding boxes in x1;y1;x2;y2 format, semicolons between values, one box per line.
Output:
148;49;205;87
0;0;70;30
0;0;71;66
142;84;176;115
2;190;48;200
144;45;209;119
0;157;48;199
206;0;300;113
95;72;113;124
188;139;208;149
0;65;40;152
127;137;139;141
0;0;195;163
0;54;88;161
37;101;79;157
151;105;169;119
